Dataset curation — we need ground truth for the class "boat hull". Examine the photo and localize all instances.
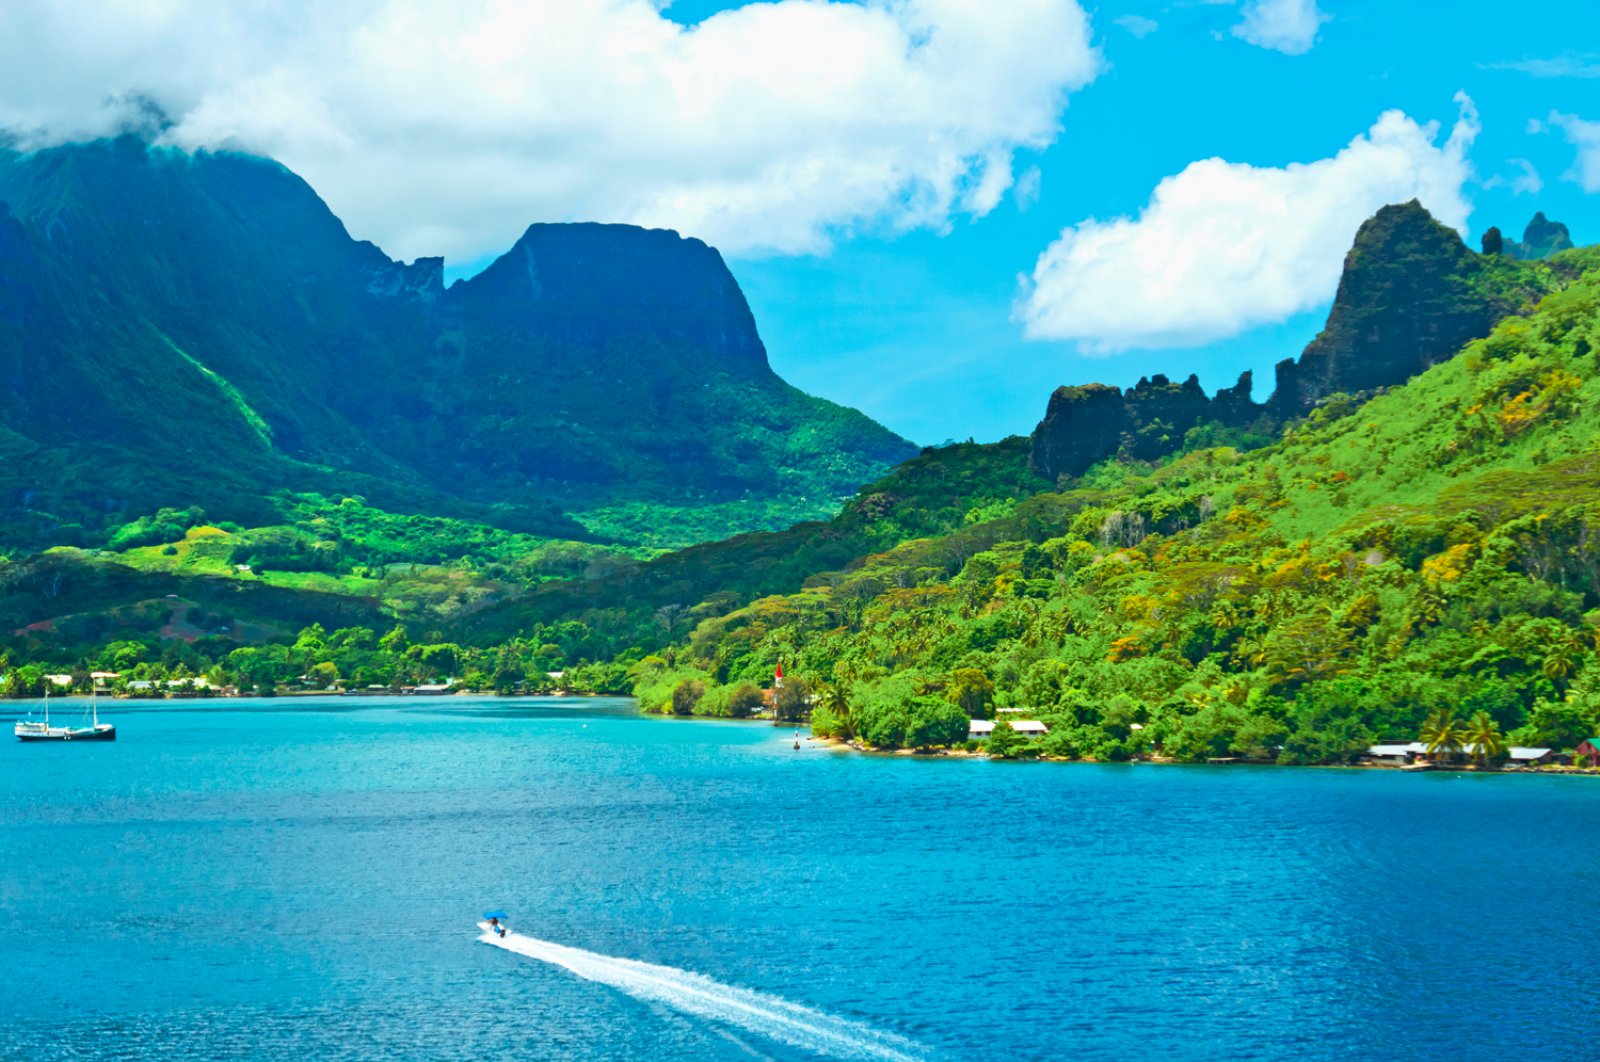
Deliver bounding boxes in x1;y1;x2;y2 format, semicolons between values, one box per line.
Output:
14;724;116;742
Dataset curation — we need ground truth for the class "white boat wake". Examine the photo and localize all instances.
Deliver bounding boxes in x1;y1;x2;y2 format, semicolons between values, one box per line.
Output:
479;926;922;1061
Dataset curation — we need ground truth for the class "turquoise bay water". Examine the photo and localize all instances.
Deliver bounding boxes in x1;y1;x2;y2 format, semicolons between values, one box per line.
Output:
3;696;1598;1060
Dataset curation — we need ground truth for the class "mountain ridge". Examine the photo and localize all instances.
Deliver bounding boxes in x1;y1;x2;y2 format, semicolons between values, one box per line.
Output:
1029;202;1578;485
0;137;914;549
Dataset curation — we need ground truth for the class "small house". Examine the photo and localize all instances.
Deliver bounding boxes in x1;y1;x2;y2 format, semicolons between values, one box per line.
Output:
46;674;73;687
1506;747;1555;767
1575;739;1600;768
1366;744;1415;766
127;680;155;692
1009;720;1049;738
969;719;995;740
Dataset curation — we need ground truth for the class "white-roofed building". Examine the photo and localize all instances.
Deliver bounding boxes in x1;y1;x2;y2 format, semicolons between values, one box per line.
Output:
1507;746;1555;766
1366;744;1415;765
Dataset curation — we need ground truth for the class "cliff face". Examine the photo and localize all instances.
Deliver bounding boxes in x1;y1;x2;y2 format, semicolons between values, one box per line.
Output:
1030;383;1128;481
456;223;765;367
1030;371;1259;481
1029;201;1571;482
1266;201;1503;417
0;138;913;546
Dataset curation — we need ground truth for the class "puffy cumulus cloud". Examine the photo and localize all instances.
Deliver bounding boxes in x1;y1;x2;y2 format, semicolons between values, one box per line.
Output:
1548;111;1600;192
0;0;1099;263
1232;0;1328;56
1016;95;1480;352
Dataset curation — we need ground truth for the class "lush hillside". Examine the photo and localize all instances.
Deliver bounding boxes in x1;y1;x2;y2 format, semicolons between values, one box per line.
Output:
614;241;1600;757
0;436;1046;692
456;434;1050;646
7;200;1600;756
0;137;913;551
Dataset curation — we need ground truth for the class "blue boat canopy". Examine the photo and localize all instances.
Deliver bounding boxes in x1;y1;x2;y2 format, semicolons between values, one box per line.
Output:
483;910;508;920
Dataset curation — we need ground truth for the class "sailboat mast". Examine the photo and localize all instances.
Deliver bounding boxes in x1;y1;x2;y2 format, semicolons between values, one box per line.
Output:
43;688;49;727
91;687;98;727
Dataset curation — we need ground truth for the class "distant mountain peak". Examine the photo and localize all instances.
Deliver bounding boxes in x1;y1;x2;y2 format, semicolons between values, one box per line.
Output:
1509;211;1574;260
1267;200;1503;417
1028;198;1576;481
455;221;767;368
0;138;913;549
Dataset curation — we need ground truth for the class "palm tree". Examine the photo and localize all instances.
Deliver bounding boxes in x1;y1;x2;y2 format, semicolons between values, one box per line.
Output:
816;682;855;740
1464;710;1505;768
1419;708;1462;766
1542;635;1586;687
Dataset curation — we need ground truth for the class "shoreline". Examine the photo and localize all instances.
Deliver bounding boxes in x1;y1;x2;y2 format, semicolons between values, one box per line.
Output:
13;695;1593;777
804;735;1600;776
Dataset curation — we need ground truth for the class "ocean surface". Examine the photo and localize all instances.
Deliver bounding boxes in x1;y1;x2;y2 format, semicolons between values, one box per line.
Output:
2;696;1597;1061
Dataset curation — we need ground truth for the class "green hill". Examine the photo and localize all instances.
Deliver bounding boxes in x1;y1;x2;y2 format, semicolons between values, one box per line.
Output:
603;235;1600;756
7;199;1600;755
0;137;913;552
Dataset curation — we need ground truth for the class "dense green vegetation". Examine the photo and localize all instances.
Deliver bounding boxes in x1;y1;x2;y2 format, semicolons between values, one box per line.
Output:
0;138;912;554
0;620;632;700
611;246;1600;759
7;191;1600;775
0;438;1047;697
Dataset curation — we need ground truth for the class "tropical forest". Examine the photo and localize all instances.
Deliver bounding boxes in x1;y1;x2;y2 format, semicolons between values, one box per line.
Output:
5;140;1600;768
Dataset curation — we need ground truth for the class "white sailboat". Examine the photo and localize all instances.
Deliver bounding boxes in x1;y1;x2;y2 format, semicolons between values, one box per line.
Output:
14;688;116;742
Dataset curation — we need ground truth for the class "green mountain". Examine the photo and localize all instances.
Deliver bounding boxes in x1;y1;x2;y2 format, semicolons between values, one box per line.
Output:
0;137;913;551
6;198;1599;749
610;230;1600;754
1492;211;1576;260
1267;202;1562;416
1028;203;1572;484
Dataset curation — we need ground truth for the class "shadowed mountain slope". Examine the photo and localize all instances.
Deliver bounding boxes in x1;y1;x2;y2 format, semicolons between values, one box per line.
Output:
0;137;913;549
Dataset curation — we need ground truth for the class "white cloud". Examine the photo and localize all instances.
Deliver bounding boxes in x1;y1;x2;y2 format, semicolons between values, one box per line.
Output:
0;0;1099;263
1484;55;1600;79
1548;111;1600;192
1114;14;1159;39
1483;157;1542;195
1232;0;1328;55
1017;95;1481;352
1509;158;1543;196
1013;165;1043;210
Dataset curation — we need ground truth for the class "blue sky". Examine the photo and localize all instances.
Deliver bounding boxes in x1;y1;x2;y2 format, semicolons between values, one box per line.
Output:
2;0;1595;446
718;0;1600;443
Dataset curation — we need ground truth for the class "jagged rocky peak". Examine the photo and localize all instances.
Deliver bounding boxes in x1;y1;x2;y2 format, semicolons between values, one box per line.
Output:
1508;212;1574;260
1482;213;1573;260
1030;199;1576;484
1266;200;1494;417
1029;370;1259;481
